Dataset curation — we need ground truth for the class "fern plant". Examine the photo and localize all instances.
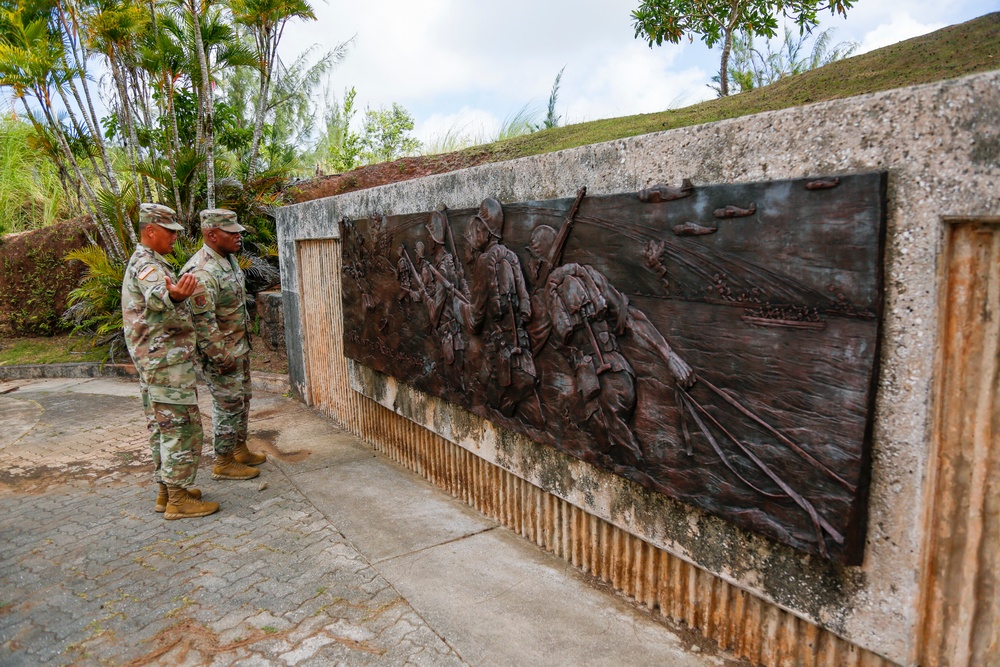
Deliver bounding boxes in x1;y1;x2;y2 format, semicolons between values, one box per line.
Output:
63;244;129;361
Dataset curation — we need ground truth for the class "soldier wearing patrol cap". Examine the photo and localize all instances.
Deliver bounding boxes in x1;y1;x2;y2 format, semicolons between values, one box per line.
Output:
182;209;265;482
123;203;219;520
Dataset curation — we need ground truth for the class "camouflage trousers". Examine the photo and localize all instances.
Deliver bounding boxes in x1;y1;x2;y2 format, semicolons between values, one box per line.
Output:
139;360;203;488
201;355;251;455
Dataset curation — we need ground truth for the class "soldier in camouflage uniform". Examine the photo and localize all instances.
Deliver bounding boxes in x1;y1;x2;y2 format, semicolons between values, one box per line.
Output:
123;203;219;520
182;209;264;481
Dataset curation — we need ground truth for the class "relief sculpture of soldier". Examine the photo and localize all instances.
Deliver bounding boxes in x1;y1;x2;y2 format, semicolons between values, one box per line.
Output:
341;173;886;562
525;224;695;467
414;211;470;392
456;198;544;428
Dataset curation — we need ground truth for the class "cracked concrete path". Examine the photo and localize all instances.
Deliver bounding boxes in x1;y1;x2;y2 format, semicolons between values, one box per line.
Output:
0;377;743;666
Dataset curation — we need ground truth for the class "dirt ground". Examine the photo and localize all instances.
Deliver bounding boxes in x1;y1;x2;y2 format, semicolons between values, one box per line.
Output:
248;329;288;375
286;150;492;204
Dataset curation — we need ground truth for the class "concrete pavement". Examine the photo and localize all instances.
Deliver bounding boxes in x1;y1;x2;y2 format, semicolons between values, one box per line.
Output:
0;377;743;666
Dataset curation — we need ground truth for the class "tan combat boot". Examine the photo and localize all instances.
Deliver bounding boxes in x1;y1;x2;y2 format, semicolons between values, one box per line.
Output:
163;485;219;520
155;482;201;512
212;451;260;480
233;441;266;466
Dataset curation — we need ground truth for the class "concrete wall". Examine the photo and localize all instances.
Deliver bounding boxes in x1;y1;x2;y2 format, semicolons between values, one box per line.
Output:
275;70;1000;666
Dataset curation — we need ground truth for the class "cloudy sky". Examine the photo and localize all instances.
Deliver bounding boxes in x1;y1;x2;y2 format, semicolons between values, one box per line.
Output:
283;0;994;146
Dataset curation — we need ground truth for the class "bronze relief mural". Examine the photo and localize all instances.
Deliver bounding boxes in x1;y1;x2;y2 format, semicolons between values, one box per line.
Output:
340;172;886;564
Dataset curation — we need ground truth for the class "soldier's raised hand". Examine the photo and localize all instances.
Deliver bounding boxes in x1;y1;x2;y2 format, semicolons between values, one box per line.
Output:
166;273;198;302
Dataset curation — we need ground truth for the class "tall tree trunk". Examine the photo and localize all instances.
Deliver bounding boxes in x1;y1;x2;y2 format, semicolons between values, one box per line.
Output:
246;42;274;179
35;95;125;261
109;55;144;201
21;99;78;218
718;3;745;98
190;0;215;208
128;67;154;201
186;75;202;226
165;79;185;215
60;64;117;194
54;4;120;200
719;31;732;96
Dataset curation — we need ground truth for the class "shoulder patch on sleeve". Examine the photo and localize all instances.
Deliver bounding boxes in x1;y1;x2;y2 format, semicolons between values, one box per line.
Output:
194;294;208;309
138;266;156;281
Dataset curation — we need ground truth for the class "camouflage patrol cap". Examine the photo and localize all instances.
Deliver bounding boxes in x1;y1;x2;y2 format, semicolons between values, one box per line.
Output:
139;203;184;230
199;208;245;233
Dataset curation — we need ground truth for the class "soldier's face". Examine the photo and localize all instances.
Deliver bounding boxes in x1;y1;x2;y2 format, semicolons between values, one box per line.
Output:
214;229;243;256
206;228;242;256
146;224;178;255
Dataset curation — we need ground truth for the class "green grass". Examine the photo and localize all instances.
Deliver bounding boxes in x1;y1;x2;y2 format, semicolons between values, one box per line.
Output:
0;334;110;366
463;12;1000;163
0;115;67;235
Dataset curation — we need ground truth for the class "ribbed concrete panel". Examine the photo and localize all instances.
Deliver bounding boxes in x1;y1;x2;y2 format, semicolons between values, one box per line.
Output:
919;219;1000;667
295;236;893;666
297;239;356;422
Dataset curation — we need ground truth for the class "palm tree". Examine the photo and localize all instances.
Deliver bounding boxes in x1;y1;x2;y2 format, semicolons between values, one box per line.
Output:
137;11;188;214
230;0;316;177
52;0;121;199
82;0;152;201
0;6;126;259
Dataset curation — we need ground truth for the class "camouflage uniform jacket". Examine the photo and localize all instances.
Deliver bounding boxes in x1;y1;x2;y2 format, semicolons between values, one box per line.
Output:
181;244;249;368
122;245;197;372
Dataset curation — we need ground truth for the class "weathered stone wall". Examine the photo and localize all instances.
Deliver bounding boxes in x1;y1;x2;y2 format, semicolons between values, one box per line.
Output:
255;290;285;352
275;70;1000;666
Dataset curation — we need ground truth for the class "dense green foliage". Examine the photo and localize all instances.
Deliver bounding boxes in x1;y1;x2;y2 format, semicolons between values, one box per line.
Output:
63;243;127;356
0;114;66;235
0;0;309;342
0;0;341;247
359;103;421;166
1;244;69;335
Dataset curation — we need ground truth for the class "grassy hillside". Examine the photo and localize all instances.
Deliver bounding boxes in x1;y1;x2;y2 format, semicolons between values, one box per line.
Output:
484;12;999;161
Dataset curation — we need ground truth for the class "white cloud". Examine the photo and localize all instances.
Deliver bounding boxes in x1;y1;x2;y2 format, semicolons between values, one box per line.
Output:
277;0;993;144
564;42;710;123
856;13;947;54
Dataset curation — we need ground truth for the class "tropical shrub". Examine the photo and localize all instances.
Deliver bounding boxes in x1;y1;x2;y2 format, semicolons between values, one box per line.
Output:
0;114;66;235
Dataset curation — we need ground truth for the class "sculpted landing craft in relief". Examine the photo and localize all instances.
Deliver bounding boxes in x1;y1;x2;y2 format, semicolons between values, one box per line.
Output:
341;173;886;564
